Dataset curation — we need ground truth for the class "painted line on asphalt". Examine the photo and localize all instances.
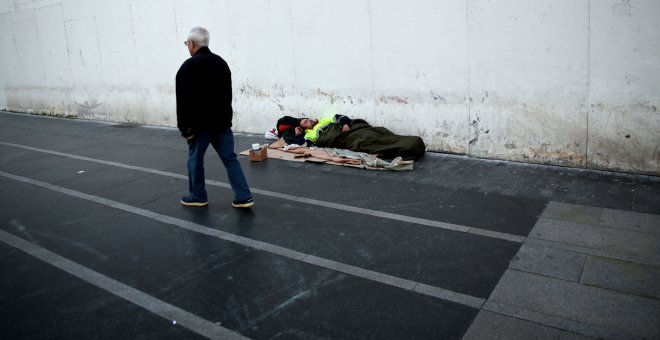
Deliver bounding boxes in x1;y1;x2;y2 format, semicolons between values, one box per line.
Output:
0;170;486;309
0;228;248;340
0;141;525;243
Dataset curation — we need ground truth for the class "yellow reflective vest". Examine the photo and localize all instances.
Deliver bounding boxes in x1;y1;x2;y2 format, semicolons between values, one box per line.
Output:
304;115;335;143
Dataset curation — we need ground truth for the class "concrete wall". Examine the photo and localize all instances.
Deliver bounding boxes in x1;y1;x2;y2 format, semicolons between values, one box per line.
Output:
0;0;658;175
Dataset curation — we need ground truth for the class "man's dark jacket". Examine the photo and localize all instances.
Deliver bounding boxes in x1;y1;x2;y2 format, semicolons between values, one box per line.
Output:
176;46;233;137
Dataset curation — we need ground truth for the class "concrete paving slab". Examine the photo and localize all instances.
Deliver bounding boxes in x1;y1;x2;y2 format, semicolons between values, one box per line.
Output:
487;269;660;339
542;201;603;226
525;236;660;267
531;218;658;260
510;242;587;282
600;208;660;235
483;300;624;339
557;331;595;340
463;310;565;340
580;255;660;299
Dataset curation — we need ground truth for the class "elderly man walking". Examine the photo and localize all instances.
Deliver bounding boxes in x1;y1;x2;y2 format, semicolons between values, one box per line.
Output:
176;26;254;208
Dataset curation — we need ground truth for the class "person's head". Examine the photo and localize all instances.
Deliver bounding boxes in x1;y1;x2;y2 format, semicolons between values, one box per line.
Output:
299;118;318;130
184;26;210;56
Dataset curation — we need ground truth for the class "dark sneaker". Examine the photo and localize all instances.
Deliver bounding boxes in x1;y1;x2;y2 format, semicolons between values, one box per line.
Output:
232;198;254;208
180;195;208;207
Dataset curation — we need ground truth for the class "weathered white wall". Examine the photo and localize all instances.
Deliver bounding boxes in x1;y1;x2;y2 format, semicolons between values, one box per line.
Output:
468;1;590;167
589;0;660;174
0;0;658;175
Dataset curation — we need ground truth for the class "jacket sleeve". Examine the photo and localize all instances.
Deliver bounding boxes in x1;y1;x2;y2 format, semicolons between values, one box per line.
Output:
175;62;195;137
281;128;306;145
334;114;352;126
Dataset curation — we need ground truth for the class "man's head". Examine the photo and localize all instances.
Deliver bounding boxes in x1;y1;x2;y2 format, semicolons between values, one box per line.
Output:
184;26;210;56
299;118;318;130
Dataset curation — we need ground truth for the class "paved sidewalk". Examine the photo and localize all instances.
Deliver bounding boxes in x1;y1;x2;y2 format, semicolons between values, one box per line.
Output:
0;111;658;339
464;202;659;339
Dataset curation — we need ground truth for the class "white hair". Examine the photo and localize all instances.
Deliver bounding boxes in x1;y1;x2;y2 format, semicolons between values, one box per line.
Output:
188;26;210;47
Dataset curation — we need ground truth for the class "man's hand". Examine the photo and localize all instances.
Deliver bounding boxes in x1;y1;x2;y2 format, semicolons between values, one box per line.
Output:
341;124;351;133
181;128;195;140
295;127;303;136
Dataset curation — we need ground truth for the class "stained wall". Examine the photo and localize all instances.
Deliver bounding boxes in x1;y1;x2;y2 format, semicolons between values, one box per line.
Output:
0;0;658;174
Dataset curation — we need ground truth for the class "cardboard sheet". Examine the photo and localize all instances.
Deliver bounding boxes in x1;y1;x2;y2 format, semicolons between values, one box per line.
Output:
240;148;387;170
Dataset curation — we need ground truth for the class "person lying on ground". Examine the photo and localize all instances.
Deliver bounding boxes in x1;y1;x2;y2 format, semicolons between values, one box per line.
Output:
276;113;426;160
275;115;305;145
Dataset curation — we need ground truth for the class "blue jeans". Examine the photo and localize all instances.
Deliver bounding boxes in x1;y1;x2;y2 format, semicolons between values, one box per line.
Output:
187;129;252;202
